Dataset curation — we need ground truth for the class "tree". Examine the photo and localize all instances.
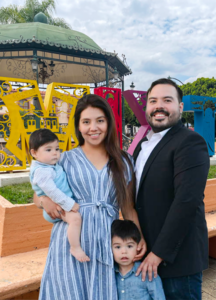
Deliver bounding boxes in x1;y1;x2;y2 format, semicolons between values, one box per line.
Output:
180;77;216;98
124;100;140;127
0;0;71;29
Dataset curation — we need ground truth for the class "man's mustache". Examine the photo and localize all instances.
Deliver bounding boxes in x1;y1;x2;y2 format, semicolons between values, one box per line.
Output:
150;109;169;117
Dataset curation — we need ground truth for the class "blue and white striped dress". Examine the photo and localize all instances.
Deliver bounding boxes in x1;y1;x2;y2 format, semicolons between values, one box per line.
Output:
39;147;133;300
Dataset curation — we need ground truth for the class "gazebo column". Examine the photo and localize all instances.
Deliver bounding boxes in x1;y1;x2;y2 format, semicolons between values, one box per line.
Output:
105;60;109;87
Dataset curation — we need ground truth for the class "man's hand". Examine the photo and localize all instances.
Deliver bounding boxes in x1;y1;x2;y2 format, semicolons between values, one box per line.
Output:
41;196;64;219
133;238;147;261
136;252;162;282
71;202;80;212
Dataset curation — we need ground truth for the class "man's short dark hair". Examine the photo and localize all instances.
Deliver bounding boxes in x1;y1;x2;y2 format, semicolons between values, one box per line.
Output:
29;129;58;151
147;78;183;103
111;219;141;244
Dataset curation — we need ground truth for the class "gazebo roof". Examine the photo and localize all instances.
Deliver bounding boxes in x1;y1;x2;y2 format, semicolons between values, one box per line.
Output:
0;22;132;83
0;22;105;54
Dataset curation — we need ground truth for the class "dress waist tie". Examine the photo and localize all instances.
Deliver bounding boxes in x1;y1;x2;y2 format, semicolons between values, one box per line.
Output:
79;201;119;267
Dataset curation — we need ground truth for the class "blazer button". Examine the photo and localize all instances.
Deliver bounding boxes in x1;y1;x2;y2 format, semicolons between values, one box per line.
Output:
163;262;167;267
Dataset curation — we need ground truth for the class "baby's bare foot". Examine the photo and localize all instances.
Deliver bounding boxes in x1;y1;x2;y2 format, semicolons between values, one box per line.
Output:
70;247;90;262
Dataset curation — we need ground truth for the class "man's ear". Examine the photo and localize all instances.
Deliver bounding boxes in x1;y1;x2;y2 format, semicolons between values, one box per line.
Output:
180;102;184;113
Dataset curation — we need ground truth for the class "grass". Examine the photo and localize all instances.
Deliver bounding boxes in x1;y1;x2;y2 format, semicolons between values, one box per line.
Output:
0;182;34;204
1;165;216;205
208;165;216;179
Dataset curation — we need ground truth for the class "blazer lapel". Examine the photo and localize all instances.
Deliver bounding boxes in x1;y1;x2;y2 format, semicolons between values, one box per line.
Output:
137;121;183;196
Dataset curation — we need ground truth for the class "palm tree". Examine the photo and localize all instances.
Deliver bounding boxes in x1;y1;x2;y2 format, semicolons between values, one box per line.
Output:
0;0;71;29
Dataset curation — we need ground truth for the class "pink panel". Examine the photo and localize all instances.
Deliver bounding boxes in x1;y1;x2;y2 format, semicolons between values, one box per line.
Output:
123;90;151;154
94;87;122;149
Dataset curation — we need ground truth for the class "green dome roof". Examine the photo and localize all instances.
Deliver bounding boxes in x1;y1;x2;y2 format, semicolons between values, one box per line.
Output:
33;12;48;24
0;22;102;52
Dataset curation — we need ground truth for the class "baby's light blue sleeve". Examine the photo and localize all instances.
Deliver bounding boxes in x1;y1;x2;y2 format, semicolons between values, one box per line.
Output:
146;275;166;300
33;167;75;212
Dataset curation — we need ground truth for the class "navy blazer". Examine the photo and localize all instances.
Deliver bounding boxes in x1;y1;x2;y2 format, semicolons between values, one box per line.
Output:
133;121;210;278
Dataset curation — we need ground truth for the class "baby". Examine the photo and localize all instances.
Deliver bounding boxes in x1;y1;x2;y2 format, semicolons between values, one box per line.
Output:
111;219;166;300
29;128;89;262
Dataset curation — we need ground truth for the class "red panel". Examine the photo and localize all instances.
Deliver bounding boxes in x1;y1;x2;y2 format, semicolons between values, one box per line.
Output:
94;87;122;149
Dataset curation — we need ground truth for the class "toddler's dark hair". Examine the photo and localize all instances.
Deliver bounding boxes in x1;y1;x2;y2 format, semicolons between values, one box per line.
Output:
111;219;141;244
29;129;58;151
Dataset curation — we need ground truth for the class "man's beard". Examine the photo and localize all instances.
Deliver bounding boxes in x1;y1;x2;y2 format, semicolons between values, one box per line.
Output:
146;109;181;133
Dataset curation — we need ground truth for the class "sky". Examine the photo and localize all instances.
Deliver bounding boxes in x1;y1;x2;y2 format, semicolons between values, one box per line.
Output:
2;0;216;91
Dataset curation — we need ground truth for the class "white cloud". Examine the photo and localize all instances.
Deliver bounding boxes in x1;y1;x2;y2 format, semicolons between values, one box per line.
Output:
2;0;216;91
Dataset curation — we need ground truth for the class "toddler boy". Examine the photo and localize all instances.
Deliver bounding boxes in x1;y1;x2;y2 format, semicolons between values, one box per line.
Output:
111;220;165;300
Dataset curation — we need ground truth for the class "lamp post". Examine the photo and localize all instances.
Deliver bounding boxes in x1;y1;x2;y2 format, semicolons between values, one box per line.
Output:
30;55;39;83
31;56;56;84
130;82;135;90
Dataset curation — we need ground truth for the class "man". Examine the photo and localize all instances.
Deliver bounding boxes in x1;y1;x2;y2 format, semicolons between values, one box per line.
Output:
134;78;209;300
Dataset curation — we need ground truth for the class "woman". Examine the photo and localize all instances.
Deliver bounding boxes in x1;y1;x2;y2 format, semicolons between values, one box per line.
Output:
34;94;146;300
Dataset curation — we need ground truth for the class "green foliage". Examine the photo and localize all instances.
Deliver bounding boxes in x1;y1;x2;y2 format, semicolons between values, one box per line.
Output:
0;182;34;204
208;165;216;179
0;0;71;29
203;100;216;111
124;100;133;125
180;77;216;125
182;112;194;126
181;77;216;97
124;99;140;127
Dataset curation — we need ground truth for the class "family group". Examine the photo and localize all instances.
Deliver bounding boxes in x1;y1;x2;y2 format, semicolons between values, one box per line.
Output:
29;78;209;300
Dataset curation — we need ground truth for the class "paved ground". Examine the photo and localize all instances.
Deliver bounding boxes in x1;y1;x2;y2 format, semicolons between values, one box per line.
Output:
203;258;216;299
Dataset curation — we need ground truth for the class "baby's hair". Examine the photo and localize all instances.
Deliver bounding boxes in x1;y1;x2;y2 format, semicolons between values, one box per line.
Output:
29;129;58;151
111;219;141;244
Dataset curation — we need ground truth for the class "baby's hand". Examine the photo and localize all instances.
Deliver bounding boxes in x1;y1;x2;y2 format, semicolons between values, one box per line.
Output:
72;202;80;212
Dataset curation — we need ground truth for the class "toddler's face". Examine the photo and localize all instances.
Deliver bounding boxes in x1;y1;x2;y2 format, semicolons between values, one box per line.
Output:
31;140;60;165
112;236;138;267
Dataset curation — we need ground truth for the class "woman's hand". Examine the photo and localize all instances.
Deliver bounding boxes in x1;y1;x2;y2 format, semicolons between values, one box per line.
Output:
43;196;64;219
71;202;80;212
133;237;147;261
33;193;64;219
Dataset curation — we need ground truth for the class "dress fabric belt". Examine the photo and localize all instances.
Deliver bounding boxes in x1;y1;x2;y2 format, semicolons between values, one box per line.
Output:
79;201;119;267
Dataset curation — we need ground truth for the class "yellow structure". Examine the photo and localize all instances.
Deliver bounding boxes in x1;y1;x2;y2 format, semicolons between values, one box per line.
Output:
0;77;90;171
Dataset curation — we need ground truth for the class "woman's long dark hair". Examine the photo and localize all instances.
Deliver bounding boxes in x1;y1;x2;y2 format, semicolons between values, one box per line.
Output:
74;94;134;210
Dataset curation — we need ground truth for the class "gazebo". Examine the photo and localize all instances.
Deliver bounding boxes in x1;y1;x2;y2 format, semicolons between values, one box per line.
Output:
0;12;132;88
0;14;132;171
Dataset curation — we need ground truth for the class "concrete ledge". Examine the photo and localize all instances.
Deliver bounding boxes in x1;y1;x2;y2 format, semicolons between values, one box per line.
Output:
0;171;30;187
0;248;48;300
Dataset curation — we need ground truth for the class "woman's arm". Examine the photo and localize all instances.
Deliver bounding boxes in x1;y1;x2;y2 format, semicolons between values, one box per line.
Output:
121;180;147;260
33;193;64;219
